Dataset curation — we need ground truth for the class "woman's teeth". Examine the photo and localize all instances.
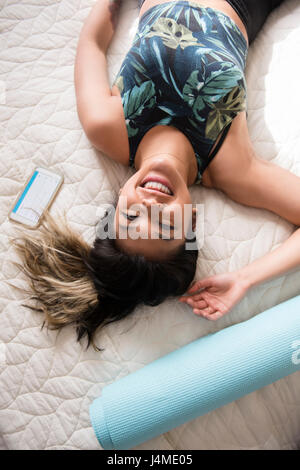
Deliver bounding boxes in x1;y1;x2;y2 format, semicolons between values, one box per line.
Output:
143;181;172;195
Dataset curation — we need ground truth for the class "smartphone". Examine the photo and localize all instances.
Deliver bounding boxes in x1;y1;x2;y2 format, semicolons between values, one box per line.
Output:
9;167;63;228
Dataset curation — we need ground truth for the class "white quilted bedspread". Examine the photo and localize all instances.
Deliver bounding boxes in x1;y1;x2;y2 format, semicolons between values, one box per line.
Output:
1;0;300;450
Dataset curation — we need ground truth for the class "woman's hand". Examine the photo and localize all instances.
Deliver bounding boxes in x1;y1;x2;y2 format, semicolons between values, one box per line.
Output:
178;272;250;320
179;226;300;321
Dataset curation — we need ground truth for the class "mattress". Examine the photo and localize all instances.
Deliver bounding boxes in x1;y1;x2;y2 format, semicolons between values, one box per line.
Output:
0;0;300;450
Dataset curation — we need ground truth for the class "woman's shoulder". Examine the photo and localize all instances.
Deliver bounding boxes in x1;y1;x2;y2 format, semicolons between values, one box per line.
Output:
202;111;255;190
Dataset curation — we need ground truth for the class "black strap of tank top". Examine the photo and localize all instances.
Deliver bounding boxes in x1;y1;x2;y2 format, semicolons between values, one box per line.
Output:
208;121;232;160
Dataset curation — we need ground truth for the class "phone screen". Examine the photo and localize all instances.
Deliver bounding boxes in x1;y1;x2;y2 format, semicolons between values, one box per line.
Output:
9;168;63;227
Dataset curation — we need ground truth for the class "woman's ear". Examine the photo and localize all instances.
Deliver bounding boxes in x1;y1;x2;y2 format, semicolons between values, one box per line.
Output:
192;207;197;232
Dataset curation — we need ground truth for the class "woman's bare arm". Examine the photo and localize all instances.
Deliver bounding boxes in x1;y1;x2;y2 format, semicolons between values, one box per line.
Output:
74;0;122;133
179;228;300;320
180;112;300;318
207;112;300;226
238;227;300;288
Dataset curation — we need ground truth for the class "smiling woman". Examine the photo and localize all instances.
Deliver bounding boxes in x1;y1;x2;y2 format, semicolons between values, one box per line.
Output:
114;152;198;258
13;0;300;351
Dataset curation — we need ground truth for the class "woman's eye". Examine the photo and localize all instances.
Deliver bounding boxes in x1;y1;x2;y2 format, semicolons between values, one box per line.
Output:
124;213;138;221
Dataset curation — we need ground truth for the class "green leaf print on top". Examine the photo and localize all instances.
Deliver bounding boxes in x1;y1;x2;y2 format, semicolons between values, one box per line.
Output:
182;69;206;121
183;63;243;111
122;80;157;137
114;1;248;182
146;17;200;50
205;85;246;140
200;63;244;101
114;75;124;94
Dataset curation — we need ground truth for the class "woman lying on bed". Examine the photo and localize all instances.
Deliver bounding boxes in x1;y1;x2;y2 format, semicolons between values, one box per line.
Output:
14;0;300;349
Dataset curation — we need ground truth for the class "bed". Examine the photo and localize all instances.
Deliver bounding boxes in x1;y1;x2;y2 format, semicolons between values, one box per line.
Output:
0;0;299;450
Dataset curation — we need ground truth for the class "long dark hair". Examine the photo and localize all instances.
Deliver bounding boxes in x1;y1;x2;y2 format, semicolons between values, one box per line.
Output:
12;209;198;350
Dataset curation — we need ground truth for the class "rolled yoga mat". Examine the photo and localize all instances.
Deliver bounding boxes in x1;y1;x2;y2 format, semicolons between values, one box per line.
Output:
90;295;300;450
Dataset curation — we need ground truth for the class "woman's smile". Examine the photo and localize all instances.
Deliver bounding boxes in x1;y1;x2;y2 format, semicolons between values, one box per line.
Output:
140;174;174;195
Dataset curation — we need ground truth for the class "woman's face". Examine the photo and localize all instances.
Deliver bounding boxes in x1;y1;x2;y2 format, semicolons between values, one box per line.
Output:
114;158;197;260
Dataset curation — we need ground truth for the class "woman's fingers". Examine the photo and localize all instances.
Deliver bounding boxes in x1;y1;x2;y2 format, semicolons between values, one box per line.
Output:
179;297;208;309
193;307;223;321
179;294;207;304
199;291;226;313
193;305;214;317
187;298;207;309
187;277;213;294
208;311;224;320
191;294;206;301
193;305;214;315
179;292;228;321
181;294;227;321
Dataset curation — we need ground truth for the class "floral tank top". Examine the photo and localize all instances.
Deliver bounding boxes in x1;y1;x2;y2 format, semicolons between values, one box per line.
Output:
113;1;248;184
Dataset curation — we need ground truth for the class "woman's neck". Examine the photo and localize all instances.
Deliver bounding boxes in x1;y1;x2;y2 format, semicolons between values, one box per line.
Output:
134;125;198;186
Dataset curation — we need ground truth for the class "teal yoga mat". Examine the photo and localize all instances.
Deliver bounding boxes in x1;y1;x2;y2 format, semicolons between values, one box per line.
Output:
90;295;300;449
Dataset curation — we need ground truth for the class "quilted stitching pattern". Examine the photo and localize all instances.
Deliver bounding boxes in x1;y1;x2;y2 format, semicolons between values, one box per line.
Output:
0;0;300;450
